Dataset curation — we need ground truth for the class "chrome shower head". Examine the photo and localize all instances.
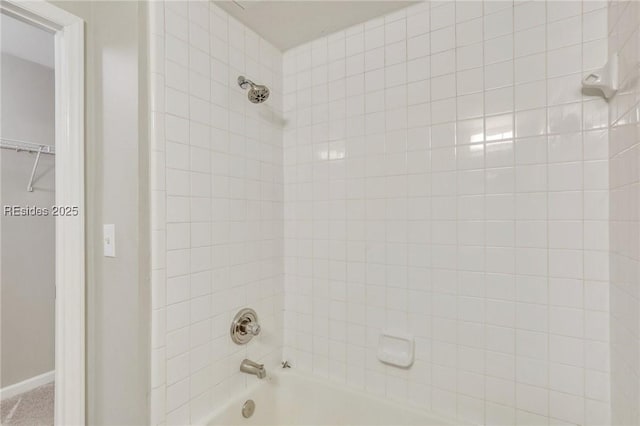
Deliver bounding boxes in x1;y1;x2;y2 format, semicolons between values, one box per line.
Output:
248;85;270;104
238;75;270;104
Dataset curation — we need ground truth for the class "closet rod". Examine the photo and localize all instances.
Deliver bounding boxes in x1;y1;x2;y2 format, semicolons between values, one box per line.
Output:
0;137;55;155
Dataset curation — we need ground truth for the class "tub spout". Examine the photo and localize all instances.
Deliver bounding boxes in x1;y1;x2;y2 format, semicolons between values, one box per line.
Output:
240;359;267;379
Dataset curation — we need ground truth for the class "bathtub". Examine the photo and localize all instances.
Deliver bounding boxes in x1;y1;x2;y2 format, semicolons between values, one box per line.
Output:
203;369;454;426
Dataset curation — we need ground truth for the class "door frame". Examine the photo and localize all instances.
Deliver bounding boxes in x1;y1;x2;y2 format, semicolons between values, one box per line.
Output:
0;1;85;424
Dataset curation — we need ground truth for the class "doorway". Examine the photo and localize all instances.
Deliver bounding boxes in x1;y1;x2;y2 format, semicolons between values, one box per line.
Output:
0;1;84;424
0;12;56;425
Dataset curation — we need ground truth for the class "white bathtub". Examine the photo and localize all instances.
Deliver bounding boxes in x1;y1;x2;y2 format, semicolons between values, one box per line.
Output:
203;369;454;426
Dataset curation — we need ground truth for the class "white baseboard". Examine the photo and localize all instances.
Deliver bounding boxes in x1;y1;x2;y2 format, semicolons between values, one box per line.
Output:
0;370;54;400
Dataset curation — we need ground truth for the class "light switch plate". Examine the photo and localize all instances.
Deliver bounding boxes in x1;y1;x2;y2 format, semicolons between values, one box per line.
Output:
103;224;116;257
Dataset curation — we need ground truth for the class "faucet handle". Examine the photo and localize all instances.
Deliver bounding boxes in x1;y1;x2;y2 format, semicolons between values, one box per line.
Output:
245;322;261;336
231;308;261;344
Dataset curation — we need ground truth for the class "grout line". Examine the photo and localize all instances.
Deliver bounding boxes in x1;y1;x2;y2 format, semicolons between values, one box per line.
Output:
543;0;552;422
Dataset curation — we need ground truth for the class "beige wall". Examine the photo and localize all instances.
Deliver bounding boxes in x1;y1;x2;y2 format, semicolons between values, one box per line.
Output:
51;1;150;424
0;54;56;388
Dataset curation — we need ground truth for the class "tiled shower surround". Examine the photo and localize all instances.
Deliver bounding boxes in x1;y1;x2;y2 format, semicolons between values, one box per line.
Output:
609;1;640;425
147;1;639;425
149;1;284;424
282;2;610;424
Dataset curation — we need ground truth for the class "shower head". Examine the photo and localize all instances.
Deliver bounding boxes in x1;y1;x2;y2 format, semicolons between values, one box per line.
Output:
238;75;270;104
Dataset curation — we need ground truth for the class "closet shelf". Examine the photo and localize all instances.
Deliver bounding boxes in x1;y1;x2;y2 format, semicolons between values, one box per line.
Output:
0;137;55;192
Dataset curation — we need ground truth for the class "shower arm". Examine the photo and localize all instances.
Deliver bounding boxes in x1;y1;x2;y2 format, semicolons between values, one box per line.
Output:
238;76;255;89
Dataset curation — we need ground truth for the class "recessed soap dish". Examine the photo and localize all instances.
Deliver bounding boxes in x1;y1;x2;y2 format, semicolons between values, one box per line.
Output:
377;329;414;368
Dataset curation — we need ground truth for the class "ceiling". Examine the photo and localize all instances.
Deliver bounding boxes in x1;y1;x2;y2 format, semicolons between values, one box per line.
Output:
1;13;54;69
214;1;418;51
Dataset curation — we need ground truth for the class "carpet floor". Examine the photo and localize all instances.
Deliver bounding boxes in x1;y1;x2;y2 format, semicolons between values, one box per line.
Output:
0;382;54;426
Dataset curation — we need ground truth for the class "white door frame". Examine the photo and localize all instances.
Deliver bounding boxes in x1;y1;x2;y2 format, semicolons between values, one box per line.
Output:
1;1;85;424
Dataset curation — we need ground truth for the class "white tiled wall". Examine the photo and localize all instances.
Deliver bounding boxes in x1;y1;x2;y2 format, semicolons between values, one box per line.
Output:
608;1;640;425
146;1;631;425
282;1;611;424
148;2;284;424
